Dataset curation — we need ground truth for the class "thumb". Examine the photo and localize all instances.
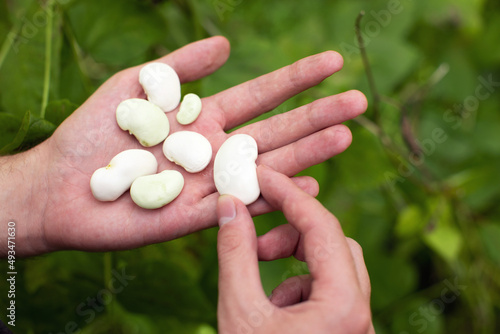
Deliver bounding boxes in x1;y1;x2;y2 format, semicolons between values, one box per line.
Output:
217;195;267;305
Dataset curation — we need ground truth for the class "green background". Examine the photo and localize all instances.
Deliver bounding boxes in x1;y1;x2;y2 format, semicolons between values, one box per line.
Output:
1;0;500;333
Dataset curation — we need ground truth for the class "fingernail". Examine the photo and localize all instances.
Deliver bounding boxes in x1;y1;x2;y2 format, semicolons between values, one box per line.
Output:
218;195;236;227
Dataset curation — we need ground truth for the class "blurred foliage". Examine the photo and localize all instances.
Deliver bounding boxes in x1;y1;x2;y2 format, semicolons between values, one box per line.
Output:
1;0;500;333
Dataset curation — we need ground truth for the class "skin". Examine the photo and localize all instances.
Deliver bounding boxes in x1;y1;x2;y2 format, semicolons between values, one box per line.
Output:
217;166;375;334
0;36;367;257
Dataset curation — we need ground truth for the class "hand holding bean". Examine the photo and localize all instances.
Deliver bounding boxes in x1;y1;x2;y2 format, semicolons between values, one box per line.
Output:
0;36;367;257
217;166;375;334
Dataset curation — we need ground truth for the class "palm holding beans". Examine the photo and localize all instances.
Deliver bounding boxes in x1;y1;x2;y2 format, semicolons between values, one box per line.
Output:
3;36;367;257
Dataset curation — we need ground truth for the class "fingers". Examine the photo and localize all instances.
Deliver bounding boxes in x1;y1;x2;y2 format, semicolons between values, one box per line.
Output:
259;234;370;298
93;36;230;109
217;195;269;308
259;235;371;303
346;238;372;302
110;36;230;88
236;90;367;153
260;234;371;302
257;224;304;262
197;175;319;230
256;124;352;177
247;175;318;216
212;51;344;130
162;36;231;83
257;165;360;299
269;275;313;308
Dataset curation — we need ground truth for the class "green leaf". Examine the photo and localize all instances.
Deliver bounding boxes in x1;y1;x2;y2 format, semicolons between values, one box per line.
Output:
0;112;22;147
0;111;30;154
0;1;63;118
472;11;500;66
420;197;463;263
4;0;37;24
0;110;57;153
0;1;10;44
367;253;418;310
80;302;159;334
337;126;395;191
431;47;478;103
195;324;217;334
471;99;500;156
396;205;426;238
66;0;166;67
20;115;56;149
424;226;462;264
389;296;445;334
44;99;78;126
116;242;215;322
157;1;198;49
24;251;103;294
420;0;486;35
365;36;420;95
479;223;500;265
446;163;500;211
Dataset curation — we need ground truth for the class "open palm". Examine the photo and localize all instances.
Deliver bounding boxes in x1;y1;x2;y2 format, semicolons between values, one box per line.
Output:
36;36;366;254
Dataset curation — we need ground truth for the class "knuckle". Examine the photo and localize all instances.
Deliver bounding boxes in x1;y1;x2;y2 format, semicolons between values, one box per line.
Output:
248;79;270;112
288;60;303;89
350;303;372;333
336;296;372;333
346;237;364;259
218;227;253;264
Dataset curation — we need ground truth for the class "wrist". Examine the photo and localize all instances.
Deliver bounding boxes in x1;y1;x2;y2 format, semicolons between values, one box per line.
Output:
0;144;50;257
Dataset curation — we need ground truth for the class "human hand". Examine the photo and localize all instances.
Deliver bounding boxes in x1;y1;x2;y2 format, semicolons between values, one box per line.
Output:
1;36;366;257
217;165;374;334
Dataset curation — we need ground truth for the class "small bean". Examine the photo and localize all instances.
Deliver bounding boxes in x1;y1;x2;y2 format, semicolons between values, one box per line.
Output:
177;93;202;125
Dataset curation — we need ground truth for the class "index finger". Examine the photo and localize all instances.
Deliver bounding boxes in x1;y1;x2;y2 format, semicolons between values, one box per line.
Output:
100;36;231;102
211;51;344;130
257;165;360;300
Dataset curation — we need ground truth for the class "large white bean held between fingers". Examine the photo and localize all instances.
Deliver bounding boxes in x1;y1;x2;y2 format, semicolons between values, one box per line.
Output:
130;170;184;209
116;98;170;147
163;131;213;173
213;134;260;205
90;149;158;201
139;62;181;112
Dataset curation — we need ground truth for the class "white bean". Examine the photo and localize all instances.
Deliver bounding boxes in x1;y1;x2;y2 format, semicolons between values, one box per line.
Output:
177;93;202;125
139;62;181;112
163;131;213;173
130;170;184;209
116;98;170;147
213;134;260;205
90;149;158;201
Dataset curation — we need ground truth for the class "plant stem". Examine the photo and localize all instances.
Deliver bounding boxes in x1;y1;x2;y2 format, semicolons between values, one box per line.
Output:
0;13;24;71
62;12;94;96
40;0;55;119
186;0;206;40
355;11;381;124
104;252;114;313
